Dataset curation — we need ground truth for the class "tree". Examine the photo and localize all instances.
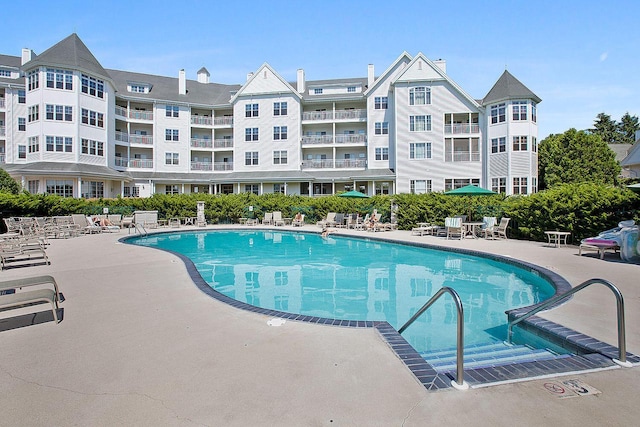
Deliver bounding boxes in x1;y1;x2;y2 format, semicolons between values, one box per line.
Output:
0;168;19;194
618;112;640;144
590;113;619;143
538;128;620;190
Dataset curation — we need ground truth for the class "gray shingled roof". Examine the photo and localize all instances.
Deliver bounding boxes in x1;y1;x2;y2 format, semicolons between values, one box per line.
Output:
292;77;368;101
0;54;21;68
2;162;132;180
22;33;110;80
482;70;541;105
129;169;395;183
107;68;240;106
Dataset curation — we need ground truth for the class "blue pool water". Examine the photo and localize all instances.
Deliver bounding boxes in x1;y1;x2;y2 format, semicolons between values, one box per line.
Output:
129;230;556;353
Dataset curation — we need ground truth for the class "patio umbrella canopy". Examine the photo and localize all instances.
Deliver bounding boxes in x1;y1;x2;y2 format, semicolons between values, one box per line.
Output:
338;190;370;198
444;184;497;195
627;183;640;193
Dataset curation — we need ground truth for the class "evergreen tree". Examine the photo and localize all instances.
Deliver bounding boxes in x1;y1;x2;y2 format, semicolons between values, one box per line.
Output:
618;112;640;144
591;112;619;143
538;128;620;189
0;168;19;194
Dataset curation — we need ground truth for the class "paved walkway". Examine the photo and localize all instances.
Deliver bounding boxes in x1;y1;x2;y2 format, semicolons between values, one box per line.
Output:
1;225;638;426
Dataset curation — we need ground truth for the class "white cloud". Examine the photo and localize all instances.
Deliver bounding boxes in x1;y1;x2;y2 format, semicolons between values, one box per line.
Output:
600;52;608;62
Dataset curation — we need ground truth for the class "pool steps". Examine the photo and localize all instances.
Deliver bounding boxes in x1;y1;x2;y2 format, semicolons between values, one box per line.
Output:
420;342;568;372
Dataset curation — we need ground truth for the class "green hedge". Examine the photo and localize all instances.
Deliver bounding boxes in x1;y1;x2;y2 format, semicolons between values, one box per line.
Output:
1;183;638;242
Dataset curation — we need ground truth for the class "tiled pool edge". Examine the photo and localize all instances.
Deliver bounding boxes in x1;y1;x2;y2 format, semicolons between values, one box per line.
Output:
120;230;638;391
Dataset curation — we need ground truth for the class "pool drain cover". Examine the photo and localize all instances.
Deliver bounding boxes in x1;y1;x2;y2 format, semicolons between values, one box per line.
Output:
267;318;286;327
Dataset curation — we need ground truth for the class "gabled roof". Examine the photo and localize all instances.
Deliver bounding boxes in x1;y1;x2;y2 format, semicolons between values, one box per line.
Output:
482;70;541;105
23;33;110;80
392;52;481;109
363;52;413;96
2;162;131;181
230;63;301;103
0;54;21;68
621;141;640;167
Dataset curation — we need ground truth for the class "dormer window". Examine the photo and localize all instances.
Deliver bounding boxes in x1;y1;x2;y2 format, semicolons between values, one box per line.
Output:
0;69;12;78
313;88;323;95
128;82;150;94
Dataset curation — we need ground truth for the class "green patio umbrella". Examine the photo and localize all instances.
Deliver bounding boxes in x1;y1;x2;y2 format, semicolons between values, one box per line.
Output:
338;190;370;198
444;184;497;196
626;183;640;193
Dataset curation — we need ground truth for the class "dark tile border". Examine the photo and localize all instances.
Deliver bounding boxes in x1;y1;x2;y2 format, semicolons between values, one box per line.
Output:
120;228;636;390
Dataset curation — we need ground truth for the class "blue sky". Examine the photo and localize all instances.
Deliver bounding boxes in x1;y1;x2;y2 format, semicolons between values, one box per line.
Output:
2;0;638;139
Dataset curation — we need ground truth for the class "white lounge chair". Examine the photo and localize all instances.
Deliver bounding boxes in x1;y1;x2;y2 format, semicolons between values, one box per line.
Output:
317;212;336;228
445;217;463;240
273;211;285;226
485;217;510;239
262;212;273;225
292;214;305;227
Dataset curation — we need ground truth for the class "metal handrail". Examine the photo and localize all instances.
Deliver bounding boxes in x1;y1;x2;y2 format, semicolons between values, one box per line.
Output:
507;278;630;366
132;223;147;236
398;287;467;389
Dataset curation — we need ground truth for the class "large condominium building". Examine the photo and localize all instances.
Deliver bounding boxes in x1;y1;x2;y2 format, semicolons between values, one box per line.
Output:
0;34;541;198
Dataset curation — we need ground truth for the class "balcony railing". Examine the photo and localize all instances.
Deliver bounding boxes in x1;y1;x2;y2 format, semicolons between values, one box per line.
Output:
335;134;366;144
130;134;153;145
301;135;334;145
214;138;234;148
191;115;213;126
335;159;366;168
214;162;233;171
444;123;480;134
0;126;5;136
445;151;481;162
191;161;213;171
302;111;334;121
213;116;234;126
301;159;335;169
115;105;127;117
335;109;367;120
191;138;213;148
114;157;154;168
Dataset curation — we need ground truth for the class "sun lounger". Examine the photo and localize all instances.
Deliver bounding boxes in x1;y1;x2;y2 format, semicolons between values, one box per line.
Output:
0;238;50;270
0;288;59;323
579;239;620;260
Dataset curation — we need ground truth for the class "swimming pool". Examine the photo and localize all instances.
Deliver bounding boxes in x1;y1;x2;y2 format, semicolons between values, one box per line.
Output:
128;229;558;354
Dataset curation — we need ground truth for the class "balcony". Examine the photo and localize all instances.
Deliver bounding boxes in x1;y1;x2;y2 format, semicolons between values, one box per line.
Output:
0;98;5;108
301;135;333;145
444;123;480;134
302;111;333;121
115;106;154;121
190;138;213;149
191;161;213;171
214;138;234;148
301;159;334;169
214;162;233;171
114;157;153;168
129;134;153;145
445;151;481;162
335;109;367;121
213;116;233;126
0;126;5;137
191;115;213;126
335;159;366;168
335;134;366;144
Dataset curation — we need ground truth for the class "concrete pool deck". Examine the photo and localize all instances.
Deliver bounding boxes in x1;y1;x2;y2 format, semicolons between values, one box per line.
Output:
1;225;638;426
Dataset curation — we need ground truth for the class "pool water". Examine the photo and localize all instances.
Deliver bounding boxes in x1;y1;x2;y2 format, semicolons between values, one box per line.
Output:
129;230;556;353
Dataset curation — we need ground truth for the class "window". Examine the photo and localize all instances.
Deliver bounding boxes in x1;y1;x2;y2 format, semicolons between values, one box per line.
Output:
28;180;39;194
18;90;26;103
165;105;179;117
490;103;506;124
532;103;537;123
81;108;102;127
46;69;73;90
165;129;179;141
28;70;39;91
273;126;287;140
56;105;64;121
273;102;287;116
245;151;259;165
245;103;259;117
18;145;26;159
513;136;528;151
245;127;259;141
410;115;431;131
47;136;73;153
46;104;54;120
245;184;259;195
81;74;104;98
81;139;103;156
81;181;104;199
513;177;528;195
314;88;323;95
129;84;147;93
273;184;285;194
492;177;507;193
491;137;506;153
375;122;389;135
46;180;73;197
374;96;388;109
28;105;39;122
512;101;527;121
165;152;179;165
410;180;432;194
532;136;537;153
28;136;39;153
65;106;73;122
532;177;538;193
166;185;179;195
18;117;26;131
273;150;288;164
347;86;356;93
0;69;11;77
124;186;140;197
375;147;389;160
410;142;432;159
445;178;480;191
409;87;431;105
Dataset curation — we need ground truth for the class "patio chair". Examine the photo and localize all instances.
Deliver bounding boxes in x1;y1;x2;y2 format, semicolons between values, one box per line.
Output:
292;214;305;227
445;217;463;240
71;214;101;234
262;212;273;225
273;211;285;226
486;217;510;239
481;217;497;239
316;212;336;228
